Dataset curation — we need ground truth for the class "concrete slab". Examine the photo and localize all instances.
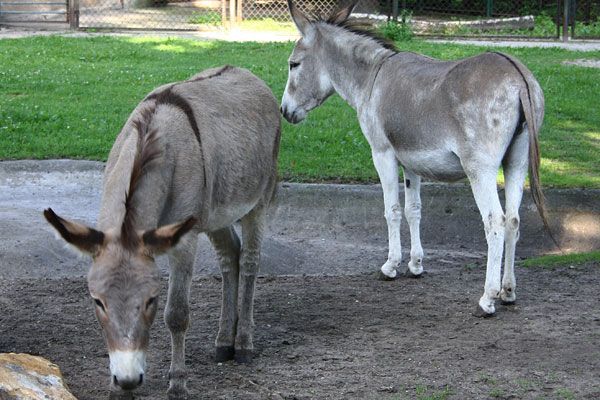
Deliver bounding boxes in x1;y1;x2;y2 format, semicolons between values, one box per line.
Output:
1;160;598;280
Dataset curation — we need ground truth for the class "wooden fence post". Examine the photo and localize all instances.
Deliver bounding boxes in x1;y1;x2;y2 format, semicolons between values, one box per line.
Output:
68;0;79;29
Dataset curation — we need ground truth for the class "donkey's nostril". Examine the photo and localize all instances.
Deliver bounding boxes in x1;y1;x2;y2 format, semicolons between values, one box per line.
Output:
139;374;144;385
113;375;119;386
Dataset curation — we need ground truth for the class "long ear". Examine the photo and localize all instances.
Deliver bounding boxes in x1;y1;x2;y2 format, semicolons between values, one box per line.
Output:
142;217;197;254
43;208;105;255
329;1;357;25
288;0;311;36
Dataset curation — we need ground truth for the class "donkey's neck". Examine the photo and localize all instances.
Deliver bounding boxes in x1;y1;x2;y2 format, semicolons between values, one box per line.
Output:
317;24;395;110
98;131;168;233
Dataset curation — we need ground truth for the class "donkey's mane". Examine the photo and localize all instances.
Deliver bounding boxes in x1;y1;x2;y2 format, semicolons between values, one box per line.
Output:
121;106;161;250
313;10;398;52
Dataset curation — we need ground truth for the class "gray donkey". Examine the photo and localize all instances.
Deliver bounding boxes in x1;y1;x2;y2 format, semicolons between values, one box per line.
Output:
281;1;549;317
44;65;281;397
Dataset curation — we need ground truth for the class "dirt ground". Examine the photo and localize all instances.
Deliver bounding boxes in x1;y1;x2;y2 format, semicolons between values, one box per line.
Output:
1;260;599;400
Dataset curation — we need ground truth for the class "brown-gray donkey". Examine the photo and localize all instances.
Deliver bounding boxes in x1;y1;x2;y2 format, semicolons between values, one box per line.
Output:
44;65;281;397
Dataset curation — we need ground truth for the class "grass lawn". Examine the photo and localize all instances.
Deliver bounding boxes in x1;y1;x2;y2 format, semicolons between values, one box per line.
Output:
0;35;599;187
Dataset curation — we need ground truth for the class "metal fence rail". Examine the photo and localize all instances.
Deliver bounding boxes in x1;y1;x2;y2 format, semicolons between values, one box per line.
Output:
0;0;68;22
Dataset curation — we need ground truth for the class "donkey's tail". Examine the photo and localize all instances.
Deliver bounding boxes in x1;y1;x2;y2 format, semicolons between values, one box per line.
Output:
491;51;559;249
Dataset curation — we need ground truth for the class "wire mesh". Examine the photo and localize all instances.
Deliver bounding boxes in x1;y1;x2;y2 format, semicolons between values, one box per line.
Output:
29;0;597;38
79;0;225;29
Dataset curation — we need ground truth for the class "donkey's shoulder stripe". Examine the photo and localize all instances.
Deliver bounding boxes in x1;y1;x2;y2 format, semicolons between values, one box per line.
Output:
147;88;207;188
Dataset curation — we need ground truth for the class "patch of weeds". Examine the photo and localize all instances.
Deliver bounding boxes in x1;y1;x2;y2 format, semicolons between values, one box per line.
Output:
379;10;414;42
555;387;576;400
477;373;498;385
464;263;479;271
521;251;600;268
410;385;452;400
489;387;505;398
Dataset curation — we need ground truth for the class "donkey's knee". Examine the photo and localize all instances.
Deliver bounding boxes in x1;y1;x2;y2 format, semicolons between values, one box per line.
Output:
165;302;190;334
483;212;506;243
385;203;403;225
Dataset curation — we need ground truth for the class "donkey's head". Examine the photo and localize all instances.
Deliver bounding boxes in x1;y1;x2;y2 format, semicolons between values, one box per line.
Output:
44;208;195;391
280;0;356;123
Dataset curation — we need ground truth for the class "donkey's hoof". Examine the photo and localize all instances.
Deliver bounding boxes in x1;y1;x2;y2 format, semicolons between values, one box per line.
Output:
234;349;253;364
500;288;517;305
215;346;235;362
167;383;189;400
377;270;398;281
472;304;495;318
406;269;425;279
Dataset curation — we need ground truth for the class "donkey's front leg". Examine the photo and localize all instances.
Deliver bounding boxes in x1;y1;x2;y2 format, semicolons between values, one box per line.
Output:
403;169;424;276
207;226;241;362
372;148;402;280
235;205;266;363
165;233;198;399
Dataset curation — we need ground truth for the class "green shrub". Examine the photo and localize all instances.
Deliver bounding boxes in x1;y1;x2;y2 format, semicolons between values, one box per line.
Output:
379;10;414;41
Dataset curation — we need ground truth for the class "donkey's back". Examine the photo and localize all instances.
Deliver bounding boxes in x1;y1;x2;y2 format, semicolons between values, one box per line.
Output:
102;65;281;232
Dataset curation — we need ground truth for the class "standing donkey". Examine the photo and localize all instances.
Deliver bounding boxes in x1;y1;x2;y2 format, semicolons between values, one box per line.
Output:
44;66;281;397
281;1;549;317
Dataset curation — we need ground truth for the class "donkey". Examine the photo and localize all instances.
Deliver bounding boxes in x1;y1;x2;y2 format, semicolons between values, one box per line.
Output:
281;1;549;317
44;65;281;397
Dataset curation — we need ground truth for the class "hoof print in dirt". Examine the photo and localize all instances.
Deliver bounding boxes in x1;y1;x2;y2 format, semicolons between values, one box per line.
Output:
234;349;253;364
376;270;398;281
472;305;495;318
215;346;235;362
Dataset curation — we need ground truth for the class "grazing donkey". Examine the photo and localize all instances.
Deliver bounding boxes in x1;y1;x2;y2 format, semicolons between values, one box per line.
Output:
44;66;281;397
281;1;549;317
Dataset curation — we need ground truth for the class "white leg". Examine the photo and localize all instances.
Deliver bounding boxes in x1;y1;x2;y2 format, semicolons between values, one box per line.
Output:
500;130;529;304
467;170;506;316
403;169;424;276
372;148;402;279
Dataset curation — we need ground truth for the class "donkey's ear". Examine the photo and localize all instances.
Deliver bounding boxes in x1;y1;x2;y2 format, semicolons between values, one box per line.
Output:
44;208;105;255
142;217;197;254
288;0;311;36
329;1;357;24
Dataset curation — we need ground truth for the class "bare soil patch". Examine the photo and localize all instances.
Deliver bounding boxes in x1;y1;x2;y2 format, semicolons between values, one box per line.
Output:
562;59;600;68
1;261;599;399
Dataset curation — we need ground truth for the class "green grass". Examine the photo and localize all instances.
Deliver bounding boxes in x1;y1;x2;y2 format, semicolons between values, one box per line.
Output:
522;250;600;267
1;36;599;187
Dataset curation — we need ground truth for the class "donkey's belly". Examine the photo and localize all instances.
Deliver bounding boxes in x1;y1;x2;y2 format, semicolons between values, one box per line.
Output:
396;149;466;182
204;201;257;231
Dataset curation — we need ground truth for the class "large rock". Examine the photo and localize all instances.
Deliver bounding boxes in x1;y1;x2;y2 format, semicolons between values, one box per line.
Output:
0;353;77;400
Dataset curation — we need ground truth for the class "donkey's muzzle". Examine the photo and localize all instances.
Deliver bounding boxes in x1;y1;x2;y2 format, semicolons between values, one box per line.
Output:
113;373;144;391
280;105;303;124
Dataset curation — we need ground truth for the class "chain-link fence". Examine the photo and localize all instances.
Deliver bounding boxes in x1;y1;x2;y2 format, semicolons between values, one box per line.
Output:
2;0;598;38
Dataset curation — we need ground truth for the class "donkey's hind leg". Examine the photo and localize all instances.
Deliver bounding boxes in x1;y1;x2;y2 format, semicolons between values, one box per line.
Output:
466;168;506;317
235;203;267;363
165;232;199;398
500;129;529;305
403;169;424;276
207;226;241;362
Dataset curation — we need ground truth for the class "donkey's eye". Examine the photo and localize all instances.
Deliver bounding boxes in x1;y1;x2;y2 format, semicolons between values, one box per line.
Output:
146;296;157;309
93;298;105;312
289;62;300;70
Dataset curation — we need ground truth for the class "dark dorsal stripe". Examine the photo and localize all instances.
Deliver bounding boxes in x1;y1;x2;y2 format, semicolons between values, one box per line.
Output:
145;87;207;187
122;105;162;250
